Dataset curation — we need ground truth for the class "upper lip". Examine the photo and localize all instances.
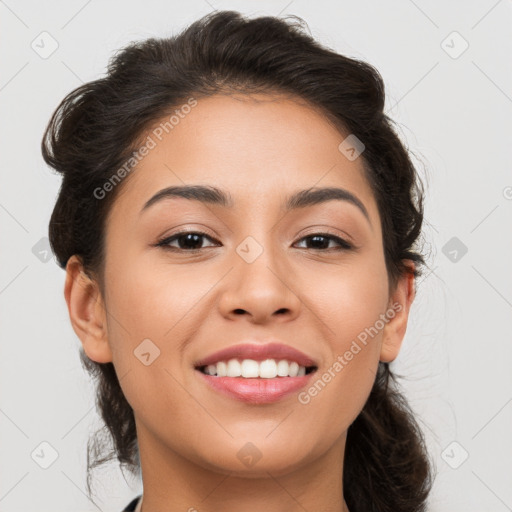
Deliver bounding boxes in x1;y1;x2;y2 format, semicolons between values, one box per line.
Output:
194;342;318;368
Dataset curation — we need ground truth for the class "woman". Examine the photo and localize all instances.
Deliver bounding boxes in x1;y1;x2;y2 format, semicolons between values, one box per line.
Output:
42;10;433;512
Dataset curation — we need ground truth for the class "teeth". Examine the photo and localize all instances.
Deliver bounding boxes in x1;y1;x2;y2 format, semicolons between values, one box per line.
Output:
259;359;276;378
276;359;289;376
202;358;311;378
205;365;217;376
288;361;299;377
217;361;227;377
241;359;260;378
226;359;241;377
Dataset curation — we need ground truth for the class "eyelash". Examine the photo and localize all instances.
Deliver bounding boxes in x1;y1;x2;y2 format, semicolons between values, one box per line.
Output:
155;230;354;252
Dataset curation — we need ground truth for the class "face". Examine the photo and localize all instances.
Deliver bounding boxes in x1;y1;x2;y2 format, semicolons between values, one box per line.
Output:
67;92;414;478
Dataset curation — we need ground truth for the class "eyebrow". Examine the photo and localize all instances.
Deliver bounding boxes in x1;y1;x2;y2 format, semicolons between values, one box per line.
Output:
140;184;371;226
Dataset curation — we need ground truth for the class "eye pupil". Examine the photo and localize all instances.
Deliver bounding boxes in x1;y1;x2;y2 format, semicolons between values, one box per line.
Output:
308;235;329;249
179;233;203;249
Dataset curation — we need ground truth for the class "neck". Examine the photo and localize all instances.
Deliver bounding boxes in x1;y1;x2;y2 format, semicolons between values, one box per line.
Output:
135;424;350;512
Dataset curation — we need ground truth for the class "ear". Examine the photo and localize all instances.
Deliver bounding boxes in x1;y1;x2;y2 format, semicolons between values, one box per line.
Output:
380;261;416;363
64;255;113;363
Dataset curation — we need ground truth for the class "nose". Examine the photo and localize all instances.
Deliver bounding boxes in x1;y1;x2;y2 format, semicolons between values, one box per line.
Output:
217;245;302;324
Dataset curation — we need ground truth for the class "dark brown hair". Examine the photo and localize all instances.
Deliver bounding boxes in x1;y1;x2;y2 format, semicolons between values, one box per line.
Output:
42;10;434;511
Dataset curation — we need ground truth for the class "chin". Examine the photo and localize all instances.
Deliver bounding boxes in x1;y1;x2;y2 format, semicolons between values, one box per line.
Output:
191;438;316;477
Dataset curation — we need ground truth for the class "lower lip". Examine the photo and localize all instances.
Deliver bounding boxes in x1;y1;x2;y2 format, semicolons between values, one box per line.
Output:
195;369;316;404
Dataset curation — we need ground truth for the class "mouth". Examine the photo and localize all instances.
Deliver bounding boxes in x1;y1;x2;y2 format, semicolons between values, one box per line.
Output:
194;358;318;404
193;342;319;403
195;359;318;378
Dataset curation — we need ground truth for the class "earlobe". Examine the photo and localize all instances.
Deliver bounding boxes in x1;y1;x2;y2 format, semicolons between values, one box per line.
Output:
64;255;113;364
380;262;416;363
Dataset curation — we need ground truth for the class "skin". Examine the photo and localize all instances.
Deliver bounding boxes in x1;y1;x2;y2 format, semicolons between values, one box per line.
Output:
64;92;415;512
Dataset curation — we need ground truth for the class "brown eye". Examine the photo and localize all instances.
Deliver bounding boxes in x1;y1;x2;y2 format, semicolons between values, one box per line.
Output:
156;231;219;251
294;233;352;251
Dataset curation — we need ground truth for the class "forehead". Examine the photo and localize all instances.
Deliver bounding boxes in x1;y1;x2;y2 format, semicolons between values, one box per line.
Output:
111;92;378;222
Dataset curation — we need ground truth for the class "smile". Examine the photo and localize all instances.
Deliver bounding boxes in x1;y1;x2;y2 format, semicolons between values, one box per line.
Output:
193;342;319;403
195;360;318;404
197;358;317;378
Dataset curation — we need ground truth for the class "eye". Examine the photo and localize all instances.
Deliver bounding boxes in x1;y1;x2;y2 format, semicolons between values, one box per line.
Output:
294;233;353;251
155;231;353;252
156;231;219;251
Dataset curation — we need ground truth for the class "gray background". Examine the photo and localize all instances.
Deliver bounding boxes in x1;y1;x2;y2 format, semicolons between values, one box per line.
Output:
1;1;511;511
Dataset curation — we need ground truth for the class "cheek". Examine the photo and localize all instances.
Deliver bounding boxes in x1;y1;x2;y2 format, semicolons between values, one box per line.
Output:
102;254;220;373
302;254;389;349
337;276;388;349
99;265;225;465
295;256;389;414
100;261;204;421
